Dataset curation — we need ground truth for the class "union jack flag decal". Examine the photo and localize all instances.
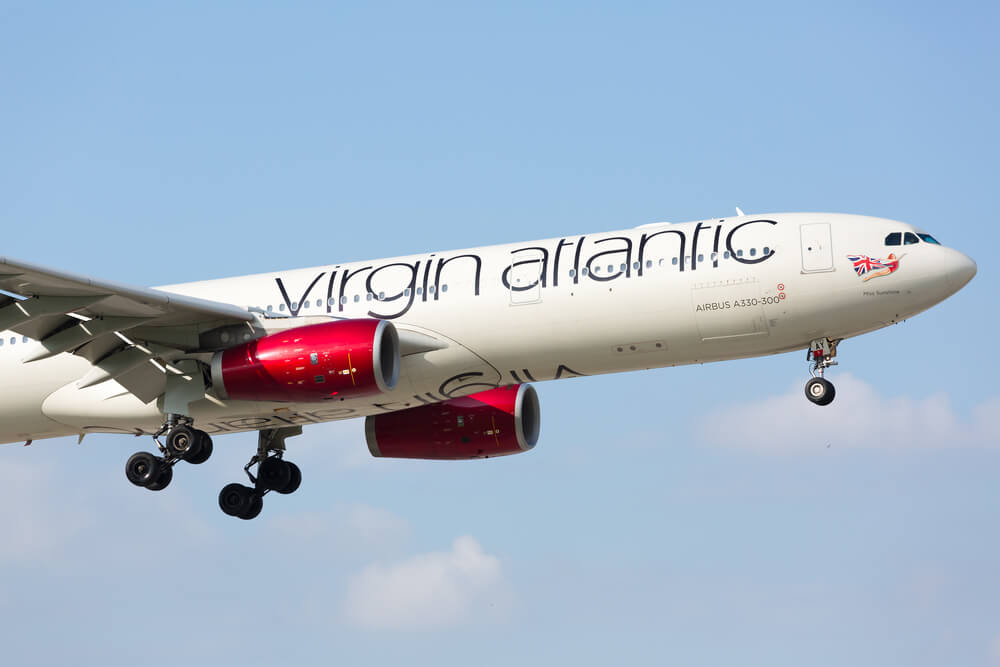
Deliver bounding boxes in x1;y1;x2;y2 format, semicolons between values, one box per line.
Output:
846;253;902;281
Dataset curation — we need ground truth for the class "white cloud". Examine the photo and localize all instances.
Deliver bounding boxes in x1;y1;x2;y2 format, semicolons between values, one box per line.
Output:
700;374;999;453
342;536;508;630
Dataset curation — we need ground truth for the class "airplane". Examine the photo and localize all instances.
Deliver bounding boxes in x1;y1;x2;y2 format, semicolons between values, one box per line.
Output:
0;212;977;519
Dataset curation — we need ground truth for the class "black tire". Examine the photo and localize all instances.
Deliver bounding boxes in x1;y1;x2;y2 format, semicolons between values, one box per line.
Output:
805;377;836;406
146;464;173;491
219;483;253;517
166;425;198;458
258;457;292;491
240;493;263;520
126;452;161;487
184;431;213;464
276;462;301;495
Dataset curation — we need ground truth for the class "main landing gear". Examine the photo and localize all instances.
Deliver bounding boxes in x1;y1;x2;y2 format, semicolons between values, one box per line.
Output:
125;416;214;492
218;426;302;520
804;338;840;406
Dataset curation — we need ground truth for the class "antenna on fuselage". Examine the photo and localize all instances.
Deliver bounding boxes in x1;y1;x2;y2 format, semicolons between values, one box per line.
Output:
735;207;745;217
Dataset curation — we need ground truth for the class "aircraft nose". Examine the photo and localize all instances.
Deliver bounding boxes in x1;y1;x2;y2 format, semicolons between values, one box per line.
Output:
947;250;977;292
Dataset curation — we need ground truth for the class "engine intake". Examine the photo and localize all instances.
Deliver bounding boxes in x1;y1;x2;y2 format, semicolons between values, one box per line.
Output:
365;384;540;459
211;319;399;402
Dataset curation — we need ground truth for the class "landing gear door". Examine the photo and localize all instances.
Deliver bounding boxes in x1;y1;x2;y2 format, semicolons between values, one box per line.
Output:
800;223;835;273
508;249;544;305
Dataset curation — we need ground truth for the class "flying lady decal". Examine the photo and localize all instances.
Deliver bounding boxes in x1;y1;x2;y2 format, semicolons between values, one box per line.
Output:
847;253;901;281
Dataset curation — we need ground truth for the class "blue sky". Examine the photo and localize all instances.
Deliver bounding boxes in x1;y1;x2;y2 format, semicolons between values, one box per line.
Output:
1;1;998;665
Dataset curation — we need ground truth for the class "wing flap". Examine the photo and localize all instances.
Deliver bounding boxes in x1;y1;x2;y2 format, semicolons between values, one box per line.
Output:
22;316;154;362
0;295;108;330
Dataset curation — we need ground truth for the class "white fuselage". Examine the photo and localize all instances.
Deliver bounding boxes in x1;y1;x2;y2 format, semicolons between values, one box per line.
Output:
0;213;976;444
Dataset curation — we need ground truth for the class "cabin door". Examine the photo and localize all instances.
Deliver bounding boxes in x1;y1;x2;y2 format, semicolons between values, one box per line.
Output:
800;223;835;273
508;249;544;305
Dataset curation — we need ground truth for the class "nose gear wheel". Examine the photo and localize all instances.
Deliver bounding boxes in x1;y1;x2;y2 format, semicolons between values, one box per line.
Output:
804;338;840;406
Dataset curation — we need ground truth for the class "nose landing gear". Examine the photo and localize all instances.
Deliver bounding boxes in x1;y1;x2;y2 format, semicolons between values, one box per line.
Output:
218;426;303;520
125;415;214;492
804;338;839;406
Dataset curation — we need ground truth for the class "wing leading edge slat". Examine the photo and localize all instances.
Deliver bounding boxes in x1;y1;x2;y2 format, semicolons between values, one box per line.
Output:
0;256;258;404
0;257;254;328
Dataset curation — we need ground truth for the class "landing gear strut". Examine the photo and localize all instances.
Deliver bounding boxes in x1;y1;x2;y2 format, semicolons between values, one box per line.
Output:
124;415;214;492
218;426;302;520
804;338;839;406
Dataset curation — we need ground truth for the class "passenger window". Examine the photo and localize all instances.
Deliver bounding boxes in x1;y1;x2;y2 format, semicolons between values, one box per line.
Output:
737;249;744;257
697;254;704;263
569;269;576;278
904;232;919;245
316;299;322;307
724;251;730;259
671;257;678;266
645;260;652;269
354;295;360;302
750;248;757;257
918;233;940;244
763;247;770;255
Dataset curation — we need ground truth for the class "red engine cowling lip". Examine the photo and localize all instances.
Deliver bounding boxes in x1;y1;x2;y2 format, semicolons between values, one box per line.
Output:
211;318;399;401
365;384;541;459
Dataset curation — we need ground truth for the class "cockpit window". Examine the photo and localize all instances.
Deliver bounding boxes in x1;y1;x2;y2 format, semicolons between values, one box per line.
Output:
917;233;940;245
885;232;901;246
903;232;920;245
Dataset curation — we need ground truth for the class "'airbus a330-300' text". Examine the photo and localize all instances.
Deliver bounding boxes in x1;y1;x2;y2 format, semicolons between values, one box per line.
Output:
0;212;976;519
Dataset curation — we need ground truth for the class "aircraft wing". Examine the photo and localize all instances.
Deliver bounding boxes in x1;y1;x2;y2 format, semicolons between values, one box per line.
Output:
0;256;257;402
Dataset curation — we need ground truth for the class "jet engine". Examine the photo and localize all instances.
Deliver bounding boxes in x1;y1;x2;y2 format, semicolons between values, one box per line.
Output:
365;384;540;459
211;319;399;402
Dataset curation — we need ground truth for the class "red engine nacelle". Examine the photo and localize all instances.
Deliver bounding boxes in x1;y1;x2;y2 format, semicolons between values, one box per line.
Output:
365;384;540;460
211;319;399;402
